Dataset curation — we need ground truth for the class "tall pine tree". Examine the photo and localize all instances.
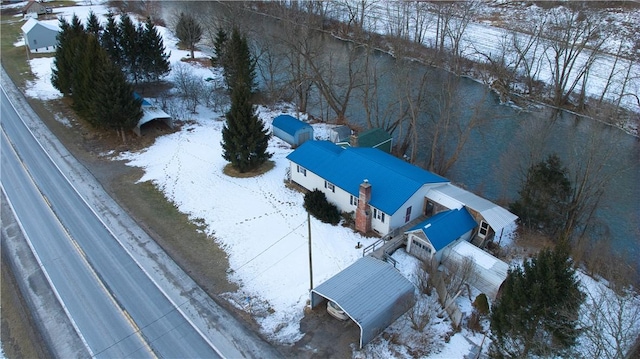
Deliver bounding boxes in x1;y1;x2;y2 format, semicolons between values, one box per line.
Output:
119;13;141;84
100;11;122;68
211;27;227;67
490;244;584;358
140;16;170;82
221;84;271;173
86;10;102;36
222;27;256;93
510;154;572;238
89;50;143;138
51;17;72;95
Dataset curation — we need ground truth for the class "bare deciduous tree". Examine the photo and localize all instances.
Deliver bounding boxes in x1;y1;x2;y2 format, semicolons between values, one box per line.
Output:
544;6;606;108
580;286;640;359
172;62;203;113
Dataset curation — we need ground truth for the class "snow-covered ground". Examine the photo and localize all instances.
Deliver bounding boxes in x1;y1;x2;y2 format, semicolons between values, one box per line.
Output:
8;1;640;357
328;1;640;117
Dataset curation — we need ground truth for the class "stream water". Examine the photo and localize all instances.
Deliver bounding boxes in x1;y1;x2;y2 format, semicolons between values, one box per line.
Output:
165;2;640;266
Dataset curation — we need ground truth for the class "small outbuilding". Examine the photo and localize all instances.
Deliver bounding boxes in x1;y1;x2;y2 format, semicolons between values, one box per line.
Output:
133;94;174;136
328;125;351;143
310;256;416;348
23;0;47;17
440;239;509;301
272;114;313;147
21;18;58;53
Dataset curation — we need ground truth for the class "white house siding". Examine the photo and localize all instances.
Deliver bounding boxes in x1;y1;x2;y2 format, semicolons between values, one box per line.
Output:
289;162;358;214
370;207;390;235
388;184;440;233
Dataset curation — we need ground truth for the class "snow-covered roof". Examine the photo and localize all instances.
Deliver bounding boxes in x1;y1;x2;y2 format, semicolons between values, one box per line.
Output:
407;208;477;251
441;240;509;300
287;141;448;215
21;18;58;33
329;125;351;143
272;114;311;135
426;184;518;232
310;256;415;348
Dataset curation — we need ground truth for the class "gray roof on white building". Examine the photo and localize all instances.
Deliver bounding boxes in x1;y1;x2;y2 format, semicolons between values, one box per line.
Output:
426;183;518;232
310;256;415;348
441;240;509;300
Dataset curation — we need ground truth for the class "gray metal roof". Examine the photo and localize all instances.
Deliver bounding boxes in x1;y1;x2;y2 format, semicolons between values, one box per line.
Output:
310;256;415;348
426;184;518;232
441;240;509;300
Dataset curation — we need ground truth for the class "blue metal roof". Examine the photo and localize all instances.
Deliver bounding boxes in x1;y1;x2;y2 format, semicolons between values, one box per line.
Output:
133;92;152;107
408;208;478;251
272;115;311;136
286;141;448;214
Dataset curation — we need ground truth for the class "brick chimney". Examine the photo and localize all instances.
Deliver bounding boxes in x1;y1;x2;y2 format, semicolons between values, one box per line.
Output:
355;180;371;234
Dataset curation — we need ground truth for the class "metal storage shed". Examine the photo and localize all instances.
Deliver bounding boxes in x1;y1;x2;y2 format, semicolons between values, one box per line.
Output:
310;256;416;348
440;240;509;301
133;94;174;136
272;115;313;147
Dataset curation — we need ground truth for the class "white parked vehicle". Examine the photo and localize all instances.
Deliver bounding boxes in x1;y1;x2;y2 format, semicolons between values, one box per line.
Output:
326;301;348;321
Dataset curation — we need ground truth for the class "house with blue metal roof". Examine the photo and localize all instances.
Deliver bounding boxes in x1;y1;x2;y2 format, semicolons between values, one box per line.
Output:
286;140;448;236
272;115;313;147
405;208;477;262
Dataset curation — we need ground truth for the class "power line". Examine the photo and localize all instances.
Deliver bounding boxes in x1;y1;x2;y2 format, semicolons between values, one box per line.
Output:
234;219;307;272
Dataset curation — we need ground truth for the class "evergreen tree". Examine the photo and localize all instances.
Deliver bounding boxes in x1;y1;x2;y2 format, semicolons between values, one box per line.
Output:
89;51;143;135
211;27;227;67
71;33;102;122
174;12;202;59
222;27;256;93
510;154;572;237
119;13;141;83
490;244;584;358
140;16;170;82
221;84;271;173
86;10;102;37
100;11;122;67
51;17;72;95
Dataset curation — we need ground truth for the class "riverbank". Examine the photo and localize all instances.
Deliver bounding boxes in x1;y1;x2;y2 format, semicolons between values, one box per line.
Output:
241;1;639;137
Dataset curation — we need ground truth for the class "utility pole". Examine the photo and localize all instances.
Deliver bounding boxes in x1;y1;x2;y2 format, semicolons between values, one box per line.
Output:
308;211;313;291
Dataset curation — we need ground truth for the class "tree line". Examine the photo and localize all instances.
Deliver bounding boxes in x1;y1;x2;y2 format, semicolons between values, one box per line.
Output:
52;11;170;139
176;14;271;173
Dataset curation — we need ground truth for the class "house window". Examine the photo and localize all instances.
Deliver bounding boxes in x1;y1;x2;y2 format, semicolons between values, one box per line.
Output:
350;195;359;206
478;220;489;238
33;39;37;45
297;165;306;176
373;208;385;223
324;181;335;192
405;206;412;223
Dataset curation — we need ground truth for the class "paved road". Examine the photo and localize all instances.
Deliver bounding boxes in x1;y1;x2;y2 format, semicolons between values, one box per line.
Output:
1;129;154;358
1;88;223;358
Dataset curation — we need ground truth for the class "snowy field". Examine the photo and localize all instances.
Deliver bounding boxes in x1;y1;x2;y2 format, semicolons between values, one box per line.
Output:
8;0;640;357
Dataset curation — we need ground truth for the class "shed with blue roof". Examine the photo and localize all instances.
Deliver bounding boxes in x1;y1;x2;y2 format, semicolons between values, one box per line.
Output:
286;141;448;236
405;208;477;262
272;115;313;147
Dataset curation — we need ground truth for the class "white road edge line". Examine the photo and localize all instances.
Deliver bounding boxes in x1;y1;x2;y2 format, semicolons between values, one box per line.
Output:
1;86;227;358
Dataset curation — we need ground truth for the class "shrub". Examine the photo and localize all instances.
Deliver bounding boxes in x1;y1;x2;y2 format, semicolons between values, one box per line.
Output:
473;293;489;316
304;189;340;225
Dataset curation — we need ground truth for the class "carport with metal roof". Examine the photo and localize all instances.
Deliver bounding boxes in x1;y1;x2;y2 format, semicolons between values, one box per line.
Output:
310;256;416;348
